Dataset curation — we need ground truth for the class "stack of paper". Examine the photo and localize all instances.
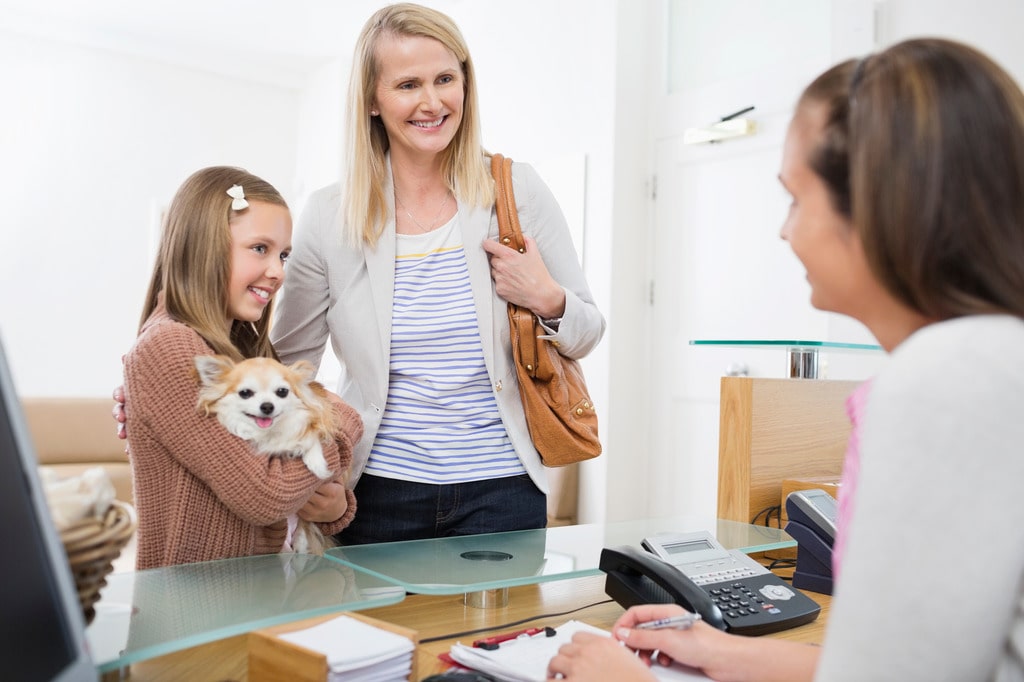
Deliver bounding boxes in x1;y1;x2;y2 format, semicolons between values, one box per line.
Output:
278;614;415;681
447;619;711;682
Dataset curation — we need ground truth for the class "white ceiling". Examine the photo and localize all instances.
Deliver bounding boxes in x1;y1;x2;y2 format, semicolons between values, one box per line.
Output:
0;0;396;88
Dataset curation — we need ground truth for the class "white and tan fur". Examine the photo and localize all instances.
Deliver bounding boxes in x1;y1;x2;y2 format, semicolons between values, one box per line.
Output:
193;355;342;555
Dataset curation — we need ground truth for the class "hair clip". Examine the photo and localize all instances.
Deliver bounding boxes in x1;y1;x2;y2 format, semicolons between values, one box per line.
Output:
227;185;249;210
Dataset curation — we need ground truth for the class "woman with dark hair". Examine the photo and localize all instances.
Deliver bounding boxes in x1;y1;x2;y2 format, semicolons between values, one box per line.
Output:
548;37;1024;682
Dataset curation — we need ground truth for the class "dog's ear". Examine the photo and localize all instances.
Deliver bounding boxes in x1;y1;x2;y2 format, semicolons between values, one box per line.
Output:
288;360;318;384
193;355;235;416
193;355;234;386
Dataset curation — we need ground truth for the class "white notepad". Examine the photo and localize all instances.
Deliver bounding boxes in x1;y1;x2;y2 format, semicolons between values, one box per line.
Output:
448;619;711;681
278;614;415;681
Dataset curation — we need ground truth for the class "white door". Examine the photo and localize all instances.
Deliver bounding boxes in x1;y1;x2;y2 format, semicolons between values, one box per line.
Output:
647;0;876;520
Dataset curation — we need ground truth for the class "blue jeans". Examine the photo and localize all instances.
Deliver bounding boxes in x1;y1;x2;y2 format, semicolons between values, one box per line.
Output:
334;474;547;546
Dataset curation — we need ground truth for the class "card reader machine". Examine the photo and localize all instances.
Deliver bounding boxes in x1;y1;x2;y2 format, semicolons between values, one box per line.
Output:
785;488;839;595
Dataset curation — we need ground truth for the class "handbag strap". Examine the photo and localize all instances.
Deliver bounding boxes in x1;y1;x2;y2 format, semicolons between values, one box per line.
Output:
491;154;526;253
491;153;539;377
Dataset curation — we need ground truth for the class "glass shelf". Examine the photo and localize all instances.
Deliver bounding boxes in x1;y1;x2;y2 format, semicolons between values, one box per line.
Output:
324;516;795;596
690;339;882;378
86;553;405;674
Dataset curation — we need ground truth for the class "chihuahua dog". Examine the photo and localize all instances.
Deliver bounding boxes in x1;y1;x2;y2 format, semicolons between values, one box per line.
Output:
193;355;342;555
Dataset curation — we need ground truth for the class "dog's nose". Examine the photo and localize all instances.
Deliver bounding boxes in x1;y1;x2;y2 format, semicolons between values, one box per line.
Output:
259;402;274;415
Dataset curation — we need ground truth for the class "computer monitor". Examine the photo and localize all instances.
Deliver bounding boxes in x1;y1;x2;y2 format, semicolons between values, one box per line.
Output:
0;335;96;681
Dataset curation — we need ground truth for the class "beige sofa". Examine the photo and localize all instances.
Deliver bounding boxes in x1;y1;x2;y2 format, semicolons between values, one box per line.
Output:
18;396;579;526
21;398;133;504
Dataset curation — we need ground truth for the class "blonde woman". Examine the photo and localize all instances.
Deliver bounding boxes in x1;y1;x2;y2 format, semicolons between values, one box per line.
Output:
271;3;605;544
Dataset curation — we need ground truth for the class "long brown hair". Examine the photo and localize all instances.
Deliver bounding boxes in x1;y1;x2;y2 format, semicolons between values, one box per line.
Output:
139;166;288;361
798;38;1024;320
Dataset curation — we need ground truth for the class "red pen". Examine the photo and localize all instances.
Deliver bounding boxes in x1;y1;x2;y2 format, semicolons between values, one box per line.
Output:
473;626;556;650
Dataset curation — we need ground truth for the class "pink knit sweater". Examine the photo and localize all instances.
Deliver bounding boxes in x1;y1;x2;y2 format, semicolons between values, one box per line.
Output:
123;305;361;569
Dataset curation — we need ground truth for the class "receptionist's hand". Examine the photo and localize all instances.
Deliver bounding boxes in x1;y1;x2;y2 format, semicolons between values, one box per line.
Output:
610;604;819;682
612;604;710;670
546;630;657;682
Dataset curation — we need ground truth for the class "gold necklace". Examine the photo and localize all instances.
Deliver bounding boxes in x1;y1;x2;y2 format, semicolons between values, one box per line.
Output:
396;191;452;233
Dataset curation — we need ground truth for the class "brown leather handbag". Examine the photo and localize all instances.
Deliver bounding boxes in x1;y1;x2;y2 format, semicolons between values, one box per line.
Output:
491;153;601;467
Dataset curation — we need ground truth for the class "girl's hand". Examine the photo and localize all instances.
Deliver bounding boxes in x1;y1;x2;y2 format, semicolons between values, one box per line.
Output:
297;472;349;522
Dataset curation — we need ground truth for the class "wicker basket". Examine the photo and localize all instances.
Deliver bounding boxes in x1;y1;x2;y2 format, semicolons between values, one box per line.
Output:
59;500;137;625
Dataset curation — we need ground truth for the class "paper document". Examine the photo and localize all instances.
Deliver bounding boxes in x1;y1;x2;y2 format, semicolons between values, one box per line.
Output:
278;614;414;681
447;619;711;681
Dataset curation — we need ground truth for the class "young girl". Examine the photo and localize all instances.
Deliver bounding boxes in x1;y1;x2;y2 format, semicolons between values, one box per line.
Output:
123;166;360;570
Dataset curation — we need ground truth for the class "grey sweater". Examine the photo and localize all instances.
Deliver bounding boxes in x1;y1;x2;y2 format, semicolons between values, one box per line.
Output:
816;315;1024;681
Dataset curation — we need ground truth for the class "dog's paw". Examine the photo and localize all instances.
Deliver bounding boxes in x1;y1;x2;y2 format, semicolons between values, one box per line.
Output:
303;455;333;480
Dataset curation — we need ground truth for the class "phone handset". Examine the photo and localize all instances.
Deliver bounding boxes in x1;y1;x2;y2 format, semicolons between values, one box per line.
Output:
599;545;726;630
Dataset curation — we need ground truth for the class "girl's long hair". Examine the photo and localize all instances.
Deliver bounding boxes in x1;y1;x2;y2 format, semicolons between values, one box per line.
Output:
139;166;287;360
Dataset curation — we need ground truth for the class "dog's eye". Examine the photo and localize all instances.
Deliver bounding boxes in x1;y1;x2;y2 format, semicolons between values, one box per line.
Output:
275;388;289;398
238;389;254;399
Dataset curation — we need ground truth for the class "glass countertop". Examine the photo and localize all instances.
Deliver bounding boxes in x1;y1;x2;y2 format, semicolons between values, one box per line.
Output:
691;339;882;378
325;516;794;595
86;553;405;673
690;339;881;352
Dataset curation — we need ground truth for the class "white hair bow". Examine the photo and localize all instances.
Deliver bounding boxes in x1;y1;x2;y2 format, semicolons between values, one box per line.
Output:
226;185;249;210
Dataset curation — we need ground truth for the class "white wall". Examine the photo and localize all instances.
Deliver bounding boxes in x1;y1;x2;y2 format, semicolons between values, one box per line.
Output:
630;0;1024;524
876;0;1024;85
0;30;301;397
0;1;618;397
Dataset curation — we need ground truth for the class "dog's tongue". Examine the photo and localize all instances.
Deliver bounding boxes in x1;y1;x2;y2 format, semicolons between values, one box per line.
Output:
255;417;273;429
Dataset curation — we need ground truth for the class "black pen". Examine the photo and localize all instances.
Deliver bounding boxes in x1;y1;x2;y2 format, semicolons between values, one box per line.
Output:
635;613;702;630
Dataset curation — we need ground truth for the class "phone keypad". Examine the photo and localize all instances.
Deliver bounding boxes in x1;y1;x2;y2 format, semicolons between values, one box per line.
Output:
709;583;764;619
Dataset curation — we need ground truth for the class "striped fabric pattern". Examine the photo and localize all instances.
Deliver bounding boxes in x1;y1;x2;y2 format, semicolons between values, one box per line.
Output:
365;217;526;483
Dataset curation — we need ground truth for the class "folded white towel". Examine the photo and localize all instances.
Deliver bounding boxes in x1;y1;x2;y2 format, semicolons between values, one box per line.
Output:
39;466;116;530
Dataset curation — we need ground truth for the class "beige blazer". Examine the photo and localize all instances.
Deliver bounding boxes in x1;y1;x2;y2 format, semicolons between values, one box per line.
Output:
271;159;606;493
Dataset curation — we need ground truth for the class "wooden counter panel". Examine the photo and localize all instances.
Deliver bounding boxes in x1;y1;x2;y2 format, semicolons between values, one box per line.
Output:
717;377;857;525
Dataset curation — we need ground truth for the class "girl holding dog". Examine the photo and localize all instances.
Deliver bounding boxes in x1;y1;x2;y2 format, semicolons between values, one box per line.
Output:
123;166;360;569
547;38;1024;682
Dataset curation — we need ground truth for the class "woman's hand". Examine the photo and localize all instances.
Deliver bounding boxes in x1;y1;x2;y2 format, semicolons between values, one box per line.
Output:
483;235;565;319
297;472;349;523
546;631;657;682
607;604;818;682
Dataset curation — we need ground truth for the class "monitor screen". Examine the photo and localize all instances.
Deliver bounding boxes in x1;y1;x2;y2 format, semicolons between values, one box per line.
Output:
0;336;95;681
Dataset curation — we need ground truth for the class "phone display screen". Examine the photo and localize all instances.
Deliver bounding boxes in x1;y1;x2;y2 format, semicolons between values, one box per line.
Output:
664;539;714;555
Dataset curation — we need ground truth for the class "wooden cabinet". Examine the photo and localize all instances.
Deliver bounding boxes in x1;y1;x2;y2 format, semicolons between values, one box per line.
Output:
716;377;859;525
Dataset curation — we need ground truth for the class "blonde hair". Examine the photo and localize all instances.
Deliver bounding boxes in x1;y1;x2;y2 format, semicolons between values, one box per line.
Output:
343;2;493;247
139;166;288;361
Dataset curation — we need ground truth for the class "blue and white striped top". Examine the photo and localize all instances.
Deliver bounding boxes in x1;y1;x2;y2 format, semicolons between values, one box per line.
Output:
364;215;527;484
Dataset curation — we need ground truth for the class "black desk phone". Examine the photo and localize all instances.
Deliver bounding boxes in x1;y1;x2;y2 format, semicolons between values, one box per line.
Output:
600;531;820;636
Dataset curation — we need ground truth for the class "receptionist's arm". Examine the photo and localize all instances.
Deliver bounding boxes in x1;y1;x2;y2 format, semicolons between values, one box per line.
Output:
548;602;819;682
